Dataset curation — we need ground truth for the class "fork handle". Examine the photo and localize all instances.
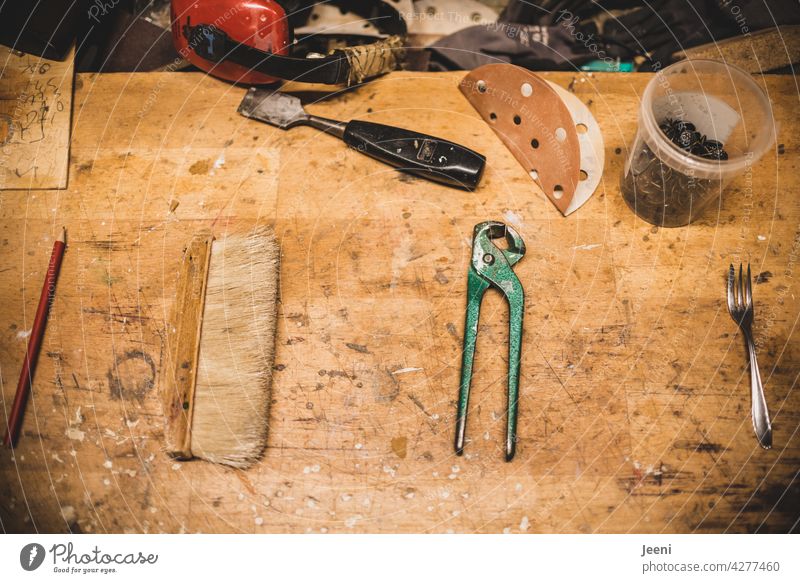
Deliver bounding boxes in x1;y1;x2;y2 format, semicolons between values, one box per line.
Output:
743;329;772;449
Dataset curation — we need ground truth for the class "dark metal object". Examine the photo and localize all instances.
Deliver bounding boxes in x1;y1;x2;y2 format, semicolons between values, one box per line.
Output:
620;141;723;226
659;118;729;161
727;263;772;449
0;0;77;60
620;117;730;227
238;88;486;190
455;221;526;461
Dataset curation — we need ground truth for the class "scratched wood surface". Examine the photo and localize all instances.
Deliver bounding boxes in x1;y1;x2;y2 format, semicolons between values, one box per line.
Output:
0;45;74;190
0;71;798;534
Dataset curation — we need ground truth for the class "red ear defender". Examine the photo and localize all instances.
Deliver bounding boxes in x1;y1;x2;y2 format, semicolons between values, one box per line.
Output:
171;1;407;87
171;0;291;85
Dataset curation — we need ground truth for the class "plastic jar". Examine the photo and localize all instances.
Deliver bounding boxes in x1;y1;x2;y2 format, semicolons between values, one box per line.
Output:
620;59;776;227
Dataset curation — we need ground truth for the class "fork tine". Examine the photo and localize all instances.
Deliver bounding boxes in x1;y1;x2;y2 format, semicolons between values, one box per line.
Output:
727;263;736;314
737;264;744;309
745;263;753;307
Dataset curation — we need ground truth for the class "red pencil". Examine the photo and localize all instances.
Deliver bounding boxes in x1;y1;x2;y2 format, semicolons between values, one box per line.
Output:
3;227;67;448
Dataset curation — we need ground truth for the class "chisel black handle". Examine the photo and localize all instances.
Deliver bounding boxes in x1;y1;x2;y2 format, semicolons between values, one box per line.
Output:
342;120;485;190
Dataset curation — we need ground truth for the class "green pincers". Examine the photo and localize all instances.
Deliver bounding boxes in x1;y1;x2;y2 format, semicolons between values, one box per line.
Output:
454;221;526;461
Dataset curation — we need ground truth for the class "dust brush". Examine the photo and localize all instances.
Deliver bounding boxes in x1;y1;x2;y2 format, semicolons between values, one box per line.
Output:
163;226;279;468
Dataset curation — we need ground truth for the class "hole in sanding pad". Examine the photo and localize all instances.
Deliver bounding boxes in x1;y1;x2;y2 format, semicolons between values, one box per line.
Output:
553;184;564;199
459;65;586;215
576;123;588;134
579;170;589;181
477;80;487;93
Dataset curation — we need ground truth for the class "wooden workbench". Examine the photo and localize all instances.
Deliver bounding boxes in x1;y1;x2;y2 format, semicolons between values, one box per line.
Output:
1;71;798;534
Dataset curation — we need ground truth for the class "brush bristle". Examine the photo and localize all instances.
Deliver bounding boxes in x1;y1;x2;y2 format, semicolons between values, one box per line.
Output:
190;226;280;468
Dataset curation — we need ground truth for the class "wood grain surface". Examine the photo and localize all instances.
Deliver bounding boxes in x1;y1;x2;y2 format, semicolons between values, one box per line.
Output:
0;45;74;190
0;71;798;533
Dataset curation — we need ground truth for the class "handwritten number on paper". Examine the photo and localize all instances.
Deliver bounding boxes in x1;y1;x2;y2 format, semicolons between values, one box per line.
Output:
4;52;67;183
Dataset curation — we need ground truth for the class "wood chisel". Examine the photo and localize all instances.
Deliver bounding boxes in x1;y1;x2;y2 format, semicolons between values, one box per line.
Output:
238;88;486;190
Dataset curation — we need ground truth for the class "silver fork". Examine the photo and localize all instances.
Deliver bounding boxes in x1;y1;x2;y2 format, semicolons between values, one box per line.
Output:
726;263;772;449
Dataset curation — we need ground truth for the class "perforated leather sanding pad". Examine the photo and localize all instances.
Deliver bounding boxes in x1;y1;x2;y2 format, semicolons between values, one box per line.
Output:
460;65;582;215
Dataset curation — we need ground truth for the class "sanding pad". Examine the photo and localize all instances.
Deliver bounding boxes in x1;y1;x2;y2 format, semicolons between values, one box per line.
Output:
460;65;589;215
546;81;605;215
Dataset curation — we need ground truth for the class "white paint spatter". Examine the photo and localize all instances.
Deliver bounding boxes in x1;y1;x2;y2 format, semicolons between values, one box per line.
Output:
210;152;226;175
254;517;264;526
16;329;31;341
391;367;423;375
520;516;530;531
344;515;362;528
572;243;602;251
303;464;321;474
60;505;76;523
65;427;85;442
51;453;64;463
390;235;415;290
757;235;766;241
171;463;182;471
503;210;525;229
102;460;113;469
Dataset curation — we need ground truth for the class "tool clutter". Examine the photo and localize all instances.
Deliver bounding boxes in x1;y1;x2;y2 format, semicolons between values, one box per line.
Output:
3;57;777;466
225;62;608;463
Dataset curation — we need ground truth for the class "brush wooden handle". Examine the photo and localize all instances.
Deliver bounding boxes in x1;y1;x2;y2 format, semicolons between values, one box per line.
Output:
163;233;214;459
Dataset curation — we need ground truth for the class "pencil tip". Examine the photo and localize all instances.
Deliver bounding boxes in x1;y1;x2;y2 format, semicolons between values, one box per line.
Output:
58;227;66;243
